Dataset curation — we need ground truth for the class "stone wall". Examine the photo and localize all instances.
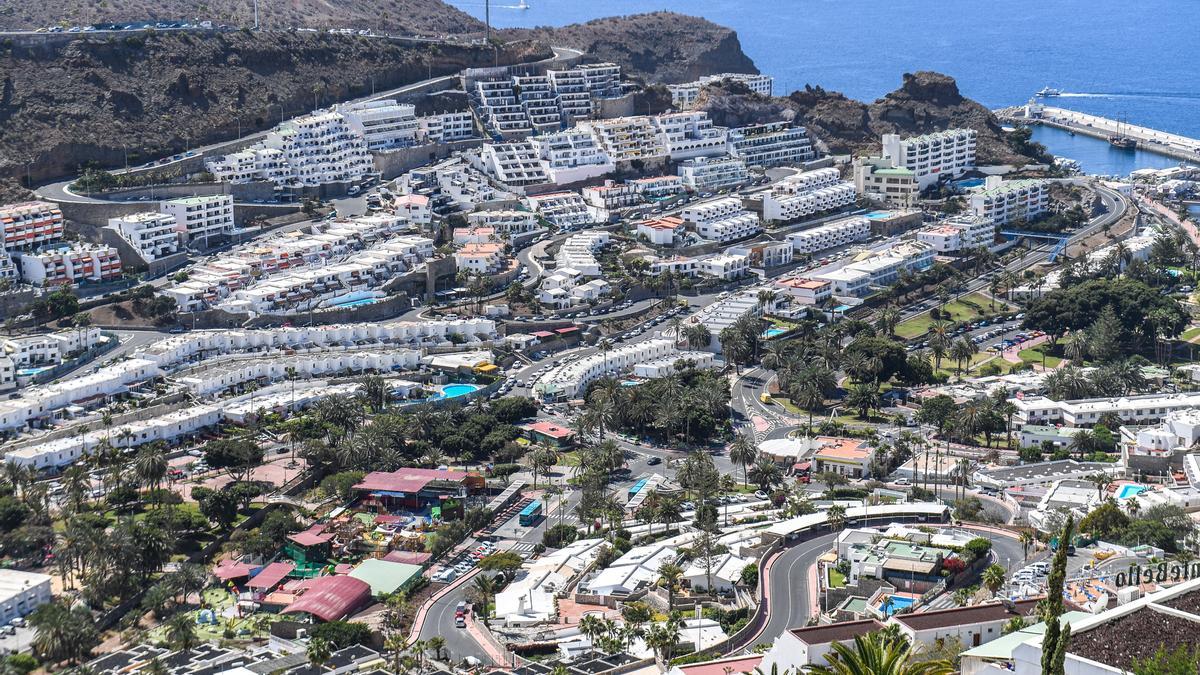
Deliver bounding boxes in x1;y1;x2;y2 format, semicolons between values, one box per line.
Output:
373;139;483;180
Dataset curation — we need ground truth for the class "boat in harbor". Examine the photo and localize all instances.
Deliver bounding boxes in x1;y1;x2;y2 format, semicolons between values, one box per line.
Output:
1036;87;1062;97
1109;114;1137;149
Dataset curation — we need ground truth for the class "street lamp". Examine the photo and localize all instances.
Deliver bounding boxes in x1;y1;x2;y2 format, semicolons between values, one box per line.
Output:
119;143;129;172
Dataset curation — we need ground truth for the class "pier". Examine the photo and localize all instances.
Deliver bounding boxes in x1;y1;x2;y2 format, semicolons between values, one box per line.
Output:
996;103;1200;166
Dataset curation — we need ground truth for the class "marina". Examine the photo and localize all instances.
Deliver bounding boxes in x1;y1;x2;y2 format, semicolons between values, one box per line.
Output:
999;102;1200;165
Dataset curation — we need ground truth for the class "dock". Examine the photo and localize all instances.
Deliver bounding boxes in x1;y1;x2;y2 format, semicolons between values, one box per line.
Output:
995;103;1200;166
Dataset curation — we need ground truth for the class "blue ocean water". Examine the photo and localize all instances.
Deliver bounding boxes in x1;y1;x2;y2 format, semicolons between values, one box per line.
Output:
453;0;1200;175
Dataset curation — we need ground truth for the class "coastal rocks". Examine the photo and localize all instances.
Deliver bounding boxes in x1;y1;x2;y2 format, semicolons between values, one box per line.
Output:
502;11;759;84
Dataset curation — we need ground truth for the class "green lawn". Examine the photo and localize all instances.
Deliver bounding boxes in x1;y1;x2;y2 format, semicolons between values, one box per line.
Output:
1182;326;1200;342
1019;344;1063;368
828;568;847;588
932;351;997;378
895;293;1004;339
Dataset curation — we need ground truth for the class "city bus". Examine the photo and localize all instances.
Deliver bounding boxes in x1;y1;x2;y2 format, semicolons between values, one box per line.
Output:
518;500;543;526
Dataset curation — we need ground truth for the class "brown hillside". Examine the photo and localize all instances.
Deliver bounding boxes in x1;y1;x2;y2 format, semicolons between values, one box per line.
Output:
0;0;485;34
501;11;758;84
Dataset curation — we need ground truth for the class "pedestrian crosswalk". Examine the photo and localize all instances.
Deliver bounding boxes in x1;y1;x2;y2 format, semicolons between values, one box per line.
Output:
509;542;537;558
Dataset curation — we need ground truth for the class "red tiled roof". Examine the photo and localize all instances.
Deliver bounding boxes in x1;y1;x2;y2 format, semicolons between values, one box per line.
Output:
247;561;295;590
555;326;579;334
676;655;763;675
353;468;470;494
281;575;372;622
523;421;575;439
213;559;256;581
288;523;334;547
531;330;555;338
382;550;432;565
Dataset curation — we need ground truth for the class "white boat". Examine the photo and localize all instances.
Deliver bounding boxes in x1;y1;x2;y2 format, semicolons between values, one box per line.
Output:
514;0;530;8
1036;87;1062;97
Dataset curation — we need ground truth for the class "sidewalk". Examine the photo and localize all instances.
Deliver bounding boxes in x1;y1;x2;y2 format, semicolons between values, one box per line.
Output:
406;568;478;643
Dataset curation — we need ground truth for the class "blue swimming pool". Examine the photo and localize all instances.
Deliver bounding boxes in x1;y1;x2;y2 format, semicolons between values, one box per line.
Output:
1117;484;1147;500
440;384;480;399
955;178;986;189
877;596;914;616
864;210;893;220
762;327;787;338
333;298;379;308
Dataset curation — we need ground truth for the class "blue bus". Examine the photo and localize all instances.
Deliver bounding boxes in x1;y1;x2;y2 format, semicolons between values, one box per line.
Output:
628;478;649;500
519;500;543;526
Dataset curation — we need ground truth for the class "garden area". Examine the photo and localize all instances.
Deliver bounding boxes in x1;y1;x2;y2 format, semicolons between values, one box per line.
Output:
895;292;1009;339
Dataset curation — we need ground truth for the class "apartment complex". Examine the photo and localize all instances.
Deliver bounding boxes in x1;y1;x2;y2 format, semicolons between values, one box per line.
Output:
578;116;666;163
727;122;816;168
697;253;750;280
637;216;684;246
0;201;64;252
336;99;474;150
582;181;642;210
159;194;235;245
853;156;919;207
814;240;934;297
454;242;506;275
19;243;122;287
528;129;615;184
206;110;374;187
677;156;750;191
477;141;550;187
109;212;180;261
464;210;540;243
968;178;1051;225
525;192;595;228
785;215;871;254
472;63;623;138
1009;391;1200;430
775;276;833;305
681;197;762;243
654;112;729;161
761;167;857;222
668;73;774;108
553;231;609;277
881;128;977;189
535;339;713;399
916;214;995;253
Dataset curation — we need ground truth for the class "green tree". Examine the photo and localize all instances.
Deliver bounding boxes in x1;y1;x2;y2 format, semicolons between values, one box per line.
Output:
809;631;954;675
1040;515;1075;675
167;612;199;651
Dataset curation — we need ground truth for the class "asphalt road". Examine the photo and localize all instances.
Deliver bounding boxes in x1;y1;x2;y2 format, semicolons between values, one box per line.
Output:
749;532;839;649
418;576;491;665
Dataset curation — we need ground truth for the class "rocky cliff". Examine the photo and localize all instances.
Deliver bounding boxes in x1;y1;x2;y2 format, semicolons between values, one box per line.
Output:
502;11;758;84
0;0;484;34
697;71;1031;165
0;31;548;188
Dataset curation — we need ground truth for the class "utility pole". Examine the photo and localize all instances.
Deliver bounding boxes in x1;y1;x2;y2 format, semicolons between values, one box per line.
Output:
485;0;491;43
253;0;259;30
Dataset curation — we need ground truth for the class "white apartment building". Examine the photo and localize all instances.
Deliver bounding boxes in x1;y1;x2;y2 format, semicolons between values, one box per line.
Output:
727;122;816;168
336;99;419;150
677;156;750;191
653;111;729;161
853;157;918;207
697;253;750;280
417;111;475;144
582;181;642;210
207;110;374;187
538;270;611;308
19;243;122;287
404;159;510;211
762;181;857;222
881;128;977;189
694;212;761;243
813;240;933;296
0;357;160;432
916;214;995;253
577;117;666;163
2;327;101;368
729;241;794;268
159;194;234;245
668;73;773;108
785;215;871;254
642;255;698;278
109;212;180;261
525;192;595;228
454;242;507;275
174;349;422;397
1009;391;1200;430
475;78;531;137
637;216;684;246
0;201;64;252
690;288;768;353
473;63;622;137
478;141;549;187
681;196;753;222
553;231;609;277
528;129;614;184
968;178;1050;226
0;570;53;625
534;339;713;399
466;210;540;242
814;267;871;297
391;194;432;226
775;277;833;305
629;175;684;199
513;74;563;134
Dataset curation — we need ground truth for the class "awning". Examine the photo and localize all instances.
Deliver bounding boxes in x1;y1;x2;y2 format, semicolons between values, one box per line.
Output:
248;561;295;590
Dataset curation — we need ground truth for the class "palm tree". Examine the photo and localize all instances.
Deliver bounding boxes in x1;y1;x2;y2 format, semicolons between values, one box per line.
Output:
928;322;951;371
1068;430;1096;460
876;307;900;336
826;504;847;532
683;322;712;350
748;458;782;494
426;636;446;662
598;338;613;375
729;434;759;486
808;631;953;675
1086;472;1113;501
1019;530;1034;561
950;337;977;376
645;621;682;664
134;445;168;497
657;562;683;609
579;613;606;643
167;613;199;651
307;637;333;668
982;564;1007;597
846;382;880;420
471;574;497;627
528;443;559;488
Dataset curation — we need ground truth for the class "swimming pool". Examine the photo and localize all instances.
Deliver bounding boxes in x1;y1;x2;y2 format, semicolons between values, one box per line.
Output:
876;595;914;616
1117;484;1147;500
762;327;787;338
333;298;379;308
440;384;480;399
955;178;986;189
864;210;893;220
